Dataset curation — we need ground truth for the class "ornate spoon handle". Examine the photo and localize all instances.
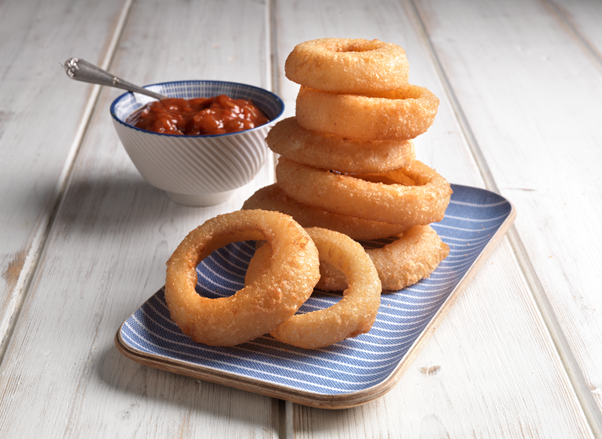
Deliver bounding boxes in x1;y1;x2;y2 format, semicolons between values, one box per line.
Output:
63;58;166;100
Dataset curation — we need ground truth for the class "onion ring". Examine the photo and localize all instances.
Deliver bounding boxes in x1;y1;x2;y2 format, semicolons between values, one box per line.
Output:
285;38;409;94
165;209;320;346
266;117;416;173
276;157;452;226
296;85;439;141
242;184;411;240
249;227;381;349
317;226;449;291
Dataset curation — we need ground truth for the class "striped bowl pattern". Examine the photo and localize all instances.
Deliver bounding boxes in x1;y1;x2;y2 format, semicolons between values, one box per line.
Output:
118;184;514;402
111;81;284;206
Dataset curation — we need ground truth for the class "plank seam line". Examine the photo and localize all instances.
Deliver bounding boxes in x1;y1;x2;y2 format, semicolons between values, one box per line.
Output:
269;0;280;98
0;0;135;367
268;0;289;434
405;0;602;436
269;0;281;175
545;0;602;73
285;400;294;439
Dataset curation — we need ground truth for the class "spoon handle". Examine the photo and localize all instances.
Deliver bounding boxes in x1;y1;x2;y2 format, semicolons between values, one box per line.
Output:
63;58;166;101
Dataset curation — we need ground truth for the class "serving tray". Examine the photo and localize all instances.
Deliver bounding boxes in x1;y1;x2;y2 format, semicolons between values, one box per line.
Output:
115;184;515;409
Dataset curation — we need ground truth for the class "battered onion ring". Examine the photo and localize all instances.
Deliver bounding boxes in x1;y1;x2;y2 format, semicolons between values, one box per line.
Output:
165;209;320;346
285;38;409;94
276;157;452;226
249;228;381;349
242;184;410;241
296;85;439;141
266;117;416;173
317;225;449;292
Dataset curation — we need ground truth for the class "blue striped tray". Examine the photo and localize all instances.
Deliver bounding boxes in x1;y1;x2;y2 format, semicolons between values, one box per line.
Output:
115;184;515;408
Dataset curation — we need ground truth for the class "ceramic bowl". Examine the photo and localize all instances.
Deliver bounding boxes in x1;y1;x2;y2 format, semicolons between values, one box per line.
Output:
111;80;284;206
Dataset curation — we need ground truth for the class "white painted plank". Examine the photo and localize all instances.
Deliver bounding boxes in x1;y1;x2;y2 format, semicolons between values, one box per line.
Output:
314;243;591;438
0;0;128;355
553;0;602;61
0;0;277;437
273;0;594;436
415;0;602;423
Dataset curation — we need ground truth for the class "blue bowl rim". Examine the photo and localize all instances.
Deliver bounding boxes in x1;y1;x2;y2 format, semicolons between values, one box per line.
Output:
110;79;285;139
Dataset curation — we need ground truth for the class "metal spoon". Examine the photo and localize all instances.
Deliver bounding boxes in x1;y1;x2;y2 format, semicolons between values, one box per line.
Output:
63;58;166;101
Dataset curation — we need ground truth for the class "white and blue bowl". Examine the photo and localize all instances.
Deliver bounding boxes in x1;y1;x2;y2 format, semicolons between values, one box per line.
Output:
111;80;284;206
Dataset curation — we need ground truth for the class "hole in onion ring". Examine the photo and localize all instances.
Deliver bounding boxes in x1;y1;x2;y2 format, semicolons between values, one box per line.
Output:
194;240;260;299
285;38;410;94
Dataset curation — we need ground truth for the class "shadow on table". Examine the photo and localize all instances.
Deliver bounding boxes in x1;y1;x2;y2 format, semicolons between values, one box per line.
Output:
95;343;280;429
56;173;175;232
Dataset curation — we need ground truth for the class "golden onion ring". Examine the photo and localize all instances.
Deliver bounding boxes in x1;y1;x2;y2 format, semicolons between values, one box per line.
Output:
296;85;439;141
276;157;452;226
165;209;320;346
317;226;449;292
266;117;416;173
285;38;410;94
242;184;411;241
248;227;381;349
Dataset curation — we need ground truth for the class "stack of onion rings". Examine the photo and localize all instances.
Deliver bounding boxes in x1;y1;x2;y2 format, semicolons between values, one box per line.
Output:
167;39;452;350
242;37;450;300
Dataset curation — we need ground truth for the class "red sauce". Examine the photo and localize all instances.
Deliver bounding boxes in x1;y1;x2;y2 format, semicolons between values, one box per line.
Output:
125;95;269;135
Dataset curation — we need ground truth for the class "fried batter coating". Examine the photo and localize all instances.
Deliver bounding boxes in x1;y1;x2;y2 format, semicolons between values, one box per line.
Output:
242;184;411;241
276;158;452;227
296;84;439;141
266;117;416;174
165;210;320;346
265;228;381;349
285;38;409;94
317;225;449;292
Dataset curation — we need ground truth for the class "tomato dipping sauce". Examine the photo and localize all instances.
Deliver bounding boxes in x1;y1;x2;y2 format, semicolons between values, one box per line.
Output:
125;95;269;135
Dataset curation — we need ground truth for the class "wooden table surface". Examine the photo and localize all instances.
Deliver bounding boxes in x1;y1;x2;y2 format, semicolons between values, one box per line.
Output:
2;0;602;437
